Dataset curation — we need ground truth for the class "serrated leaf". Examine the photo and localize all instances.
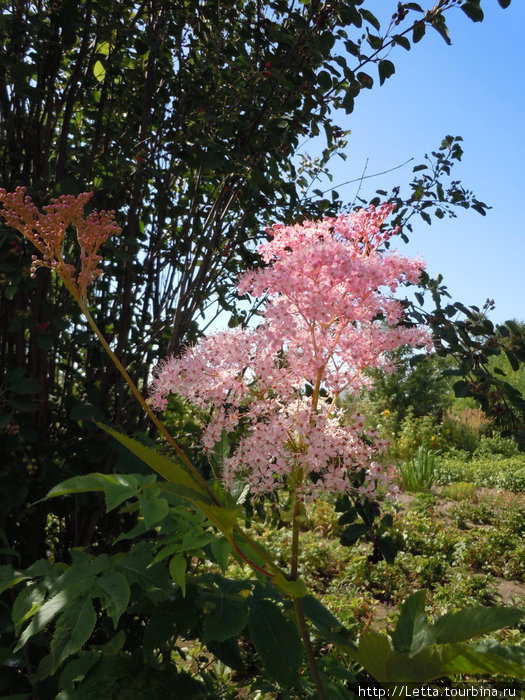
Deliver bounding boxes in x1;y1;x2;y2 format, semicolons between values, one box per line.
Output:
97;423;215;505
16;590;70;650
431;606;523;645
202;591;248;643
248;598;303;686
51;597;97;670
96;573;130;627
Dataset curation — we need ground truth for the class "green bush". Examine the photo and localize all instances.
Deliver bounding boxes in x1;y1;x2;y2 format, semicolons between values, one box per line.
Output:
437;456;525;492
473;433;520;458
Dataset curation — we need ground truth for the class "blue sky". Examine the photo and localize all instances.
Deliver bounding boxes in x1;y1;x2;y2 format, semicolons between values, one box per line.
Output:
306;1;524;324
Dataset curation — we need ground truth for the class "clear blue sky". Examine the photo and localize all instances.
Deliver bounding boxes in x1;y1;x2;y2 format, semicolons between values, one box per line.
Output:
306;1;524;324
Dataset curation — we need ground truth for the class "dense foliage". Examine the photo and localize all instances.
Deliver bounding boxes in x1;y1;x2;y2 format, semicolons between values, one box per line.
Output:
1;1;523;698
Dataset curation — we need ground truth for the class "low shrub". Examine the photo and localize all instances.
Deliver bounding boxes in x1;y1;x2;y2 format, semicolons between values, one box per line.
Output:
437;456;525;492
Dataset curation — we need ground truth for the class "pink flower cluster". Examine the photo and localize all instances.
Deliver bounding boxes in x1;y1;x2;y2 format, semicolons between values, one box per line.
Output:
0;187;120;299
151;204;431;499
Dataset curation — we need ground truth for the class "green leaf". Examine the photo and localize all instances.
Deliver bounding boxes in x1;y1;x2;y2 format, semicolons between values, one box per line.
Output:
51;597;97;670
431;606;524;645
412;21;425;43
453;380;472;398
93;60;106;82
143;605;179;658
377;535;397;564
138;492;169;529
350;629;392;681
201;590;248;643
16;590;70;650
378;59;395;86
497;0;511;6
0;565;29;594
210;536;232;573
97;423;215;505
340;522;370;546
42;473;126;501
59;652;99;691
442;641;525;678
504;347;520;371
391;591;434;656
272;573;307;598
169;554;187;597
13;585;45;634
96;572;130;627
208;430;230;477
206;637;244;672
431;15;451;45
461;2;484;22
301;595;355;648
248;598;303;686
104;475;140;512
6;370;41;395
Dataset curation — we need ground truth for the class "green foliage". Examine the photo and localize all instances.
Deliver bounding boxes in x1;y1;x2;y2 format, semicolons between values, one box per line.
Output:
0;1;519;696
351;591;524;685
393;409;442;460
399;446;439;493
437;455;525;492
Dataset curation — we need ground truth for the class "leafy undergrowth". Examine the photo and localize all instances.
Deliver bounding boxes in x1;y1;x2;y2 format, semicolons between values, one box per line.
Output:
228;473;525;692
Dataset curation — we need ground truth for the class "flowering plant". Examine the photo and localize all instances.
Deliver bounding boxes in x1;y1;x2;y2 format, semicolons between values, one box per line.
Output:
151;204;431;502
2;190;522;698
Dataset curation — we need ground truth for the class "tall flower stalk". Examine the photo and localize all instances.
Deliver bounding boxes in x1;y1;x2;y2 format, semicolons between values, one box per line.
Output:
0;188;430;698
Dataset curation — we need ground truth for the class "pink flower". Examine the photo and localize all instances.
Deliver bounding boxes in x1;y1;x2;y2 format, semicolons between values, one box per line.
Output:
151;205;431;499
0;187;120;299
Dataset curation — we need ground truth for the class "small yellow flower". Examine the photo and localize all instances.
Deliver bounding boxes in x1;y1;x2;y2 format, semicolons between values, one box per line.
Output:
383;409;390;418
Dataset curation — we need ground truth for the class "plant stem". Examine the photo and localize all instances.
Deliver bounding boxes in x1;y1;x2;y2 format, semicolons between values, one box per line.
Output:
294;597;326;700
290;473;326;700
